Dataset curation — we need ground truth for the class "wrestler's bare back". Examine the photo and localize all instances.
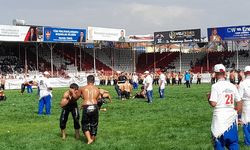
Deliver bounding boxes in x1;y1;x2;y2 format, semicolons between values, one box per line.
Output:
80;85;100;106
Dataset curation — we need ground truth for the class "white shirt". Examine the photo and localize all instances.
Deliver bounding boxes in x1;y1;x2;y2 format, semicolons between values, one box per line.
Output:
145;75;153;91
209;79;241;138
239;76;250;124
38;77;52;99
132;75;138;83
159;73;166;89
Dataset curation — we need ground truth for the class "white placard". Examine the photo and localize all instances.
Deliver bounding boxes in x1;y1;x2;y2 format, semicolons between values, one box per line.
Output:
88;26;125;42
0;25;30;41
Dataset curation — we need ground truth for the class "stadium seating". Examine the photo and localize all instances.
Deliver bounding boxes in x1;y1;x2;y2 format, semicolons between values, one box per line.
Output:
228;50;250;70
0;42;248;76
172;52;206;73
192;51;235;72
136;52;179;72
85;48;133;72
61;47;112;72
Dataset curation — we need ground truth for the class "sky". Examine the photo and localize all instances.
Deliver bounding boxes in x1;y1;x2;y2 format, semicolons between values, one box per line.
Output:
1;0;250;36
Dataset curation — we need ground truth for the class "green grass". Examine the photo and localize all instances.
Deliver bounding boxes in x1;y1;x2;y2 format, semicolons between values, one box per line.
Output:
0;84;249;150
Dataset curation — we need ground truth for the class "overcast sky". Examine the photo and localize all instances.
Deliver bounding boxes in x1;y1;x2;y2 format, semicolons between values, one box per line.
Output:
1;0;250;36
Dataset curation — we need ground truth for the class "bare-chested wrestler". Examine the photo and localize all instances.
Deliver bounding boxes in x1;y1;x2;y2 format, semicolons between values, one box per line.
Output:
70;75;100;144
120;79;132;100
98;88;112;111
133;85;146;99
59;83;80;140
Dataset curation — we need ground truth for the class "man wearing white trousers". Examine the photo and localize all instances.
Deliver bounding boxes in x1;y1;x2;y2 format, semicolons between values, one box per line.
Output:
239;66;250;146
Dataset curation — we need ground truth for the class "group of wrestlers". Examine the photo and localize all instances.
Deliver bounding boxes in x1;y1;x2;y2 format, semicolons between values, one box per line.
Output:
208;64;250;149
59;75;111;144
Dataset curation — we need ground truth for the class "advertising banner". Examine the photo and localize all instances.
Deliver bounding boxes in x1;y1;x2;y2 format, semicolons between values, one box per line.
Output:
5;76;100;90
207;25;250;41
129;34;154;42
0;25;30;42
24;26;43;42
154;29;201;44
43;27;86;43
88;27;126;42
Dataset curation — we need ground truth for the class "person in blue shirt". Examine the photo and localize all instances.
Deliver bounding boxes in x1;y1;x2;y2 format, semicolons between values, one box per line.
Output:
184;71;191;88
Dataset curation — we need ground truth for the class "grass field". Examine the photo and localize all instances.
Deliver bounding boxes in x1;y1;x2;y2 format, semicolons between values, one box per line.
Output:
0;83;249;150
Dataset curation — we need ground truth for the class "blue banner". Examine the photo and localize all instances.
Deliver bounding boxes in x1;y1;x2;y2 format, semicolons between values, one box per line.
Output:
208;25;250;41
43;27;86;43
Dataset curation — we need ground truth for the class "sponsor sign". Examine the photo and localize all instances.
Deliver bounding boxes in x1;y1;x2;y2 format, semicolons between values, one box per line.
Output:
208;25;250;41
129;34;154;42
24;26;43;42
88;27;126;42
0;25;30;42
43;27;86;43
154;29;201;44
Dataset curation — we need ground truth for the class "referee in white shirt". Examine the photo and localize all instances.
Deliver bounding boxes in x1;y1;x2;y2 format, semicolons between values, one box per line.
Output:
38;71;53;115
144;71;153;103
239;66;250;146
208;64;242;150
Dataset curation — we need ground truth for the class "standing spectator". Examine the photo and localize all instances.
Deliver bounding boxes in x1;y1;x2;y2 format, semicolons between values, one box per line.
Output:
153;73;159;85
166;72;171;86
208;64;242;149
38;71;53;115
26;75;33;94
177;72;183;85
229;70;236;84
172;71;177;85
144;71;153;103
239;66;250;146
190;71;194;84
196;72;202;84
158;71;166;98
27;81;33;94
184;71;191;88
132;73;139;89
0;76;5;90
107;76;111;86
105;75;108;85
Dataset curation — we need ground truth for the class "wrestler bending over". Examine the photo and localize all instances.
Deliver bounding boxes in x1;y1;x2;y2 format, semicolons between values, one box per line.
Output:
97;88;112;111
